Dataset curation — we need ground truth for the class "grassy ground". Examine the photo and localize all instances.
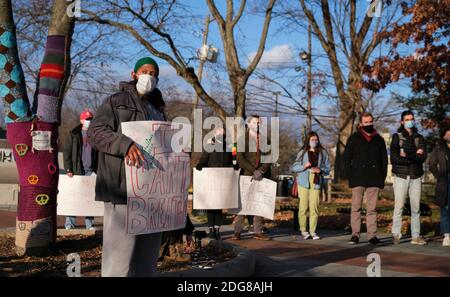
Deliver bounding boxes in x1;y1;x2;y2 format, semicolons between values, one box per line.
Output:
191;197;442;236
271;197;442;236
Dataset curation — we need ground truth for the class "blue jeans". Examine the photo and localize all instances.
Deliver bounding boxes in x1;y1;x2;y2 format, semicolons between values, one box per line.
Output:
440;173;450;235
64;170;95;229
65;216;95;229
392;176;422;238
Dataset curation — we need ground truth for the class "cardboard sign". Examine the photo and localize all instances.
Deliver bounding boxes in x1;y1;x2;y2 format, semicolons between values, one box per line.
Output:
122;121;191;235
230;176;277;220
193;168;239;209
57;174;104;216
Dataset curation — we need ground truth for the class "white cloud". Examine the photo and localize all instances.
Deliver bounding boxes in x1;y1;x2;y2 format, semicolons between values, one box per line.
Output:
158;64;190;89
249;44;294;69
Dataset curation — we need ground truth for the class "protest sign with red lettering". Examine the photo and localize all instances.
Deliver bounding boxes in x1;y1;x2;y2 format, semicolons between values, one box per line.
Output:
122;121;191;235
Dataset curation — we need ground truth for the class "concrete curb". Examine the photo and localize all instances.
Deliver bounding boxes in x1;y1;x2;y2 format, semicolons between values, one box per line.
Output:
159;240;255;277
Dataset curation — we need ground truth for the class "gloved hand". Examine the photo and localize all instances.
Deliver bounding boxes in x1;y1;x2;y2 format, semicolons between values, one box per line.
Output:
252;170;263;181
196;166;203;171
233;164;240;171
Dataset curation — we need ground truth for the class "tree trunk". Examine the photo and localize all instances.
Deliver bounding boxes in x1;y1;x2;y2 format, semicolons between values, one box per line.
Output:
1;0;74;256
334;95;356;182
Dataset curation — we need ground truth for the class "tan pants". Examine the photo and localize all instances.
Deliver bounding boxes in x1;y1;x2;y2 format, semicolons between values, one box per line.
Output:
351;187;379;240
298;173;320;233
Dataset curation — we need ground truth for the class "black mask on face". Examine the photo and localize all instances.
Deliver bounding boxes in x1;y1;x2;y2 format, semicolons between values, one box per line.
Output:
362;125;375;133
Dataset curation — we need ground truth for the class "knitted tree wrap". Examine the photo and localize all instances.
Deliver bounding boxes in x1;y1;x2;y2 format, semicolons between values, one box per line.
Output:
7;121;59;249
0;23;31;123
36;35;69;123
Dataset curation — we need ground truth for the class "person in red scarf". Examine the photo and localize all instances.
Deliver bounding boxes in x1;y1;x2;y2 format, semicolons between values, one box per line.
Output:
343;112;388;246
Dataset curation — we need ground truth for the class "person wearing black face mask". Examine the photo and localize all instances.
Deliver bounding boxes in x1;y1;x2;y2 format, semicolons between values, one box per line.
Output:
196;127;238;240
343;112;388;246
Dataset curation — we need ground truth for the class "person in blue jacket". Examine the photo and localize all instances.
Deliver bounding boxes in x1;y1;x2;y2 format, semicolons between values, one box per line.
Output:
292;131;330;240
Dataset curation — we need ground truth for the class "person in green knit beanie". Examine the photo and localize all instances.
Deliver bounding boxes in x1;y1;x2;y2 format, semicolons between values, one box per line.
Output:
87;56;168;276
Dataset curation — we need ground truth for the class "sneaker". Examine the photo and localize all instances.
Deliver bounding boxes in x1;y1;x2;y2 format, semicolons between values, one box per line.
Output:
247;225;255;234
302;232;311;240
253;233;271;241
65;226;74;230
443;237;450;247
369;237;381;246
411;236;427;245
311;233;320;240
348;235;359;245
231;233;241;240
393;234;401;245
88;227;96;231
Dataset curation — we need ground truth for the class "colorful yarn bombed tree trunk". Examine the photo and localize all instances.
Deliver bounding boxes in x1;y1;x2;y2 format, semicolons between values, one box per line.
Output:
0;0;74;256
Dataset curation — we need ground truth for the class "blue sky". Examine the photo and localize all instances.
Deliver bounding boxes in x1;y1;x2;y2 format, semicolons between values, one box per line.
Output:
1;0;421;137
106;0;415;138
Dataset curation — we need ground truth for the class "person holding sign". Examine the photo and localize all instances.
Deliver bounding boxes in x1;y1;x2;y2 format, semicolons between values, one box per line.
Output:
232;115;272;241
292;131;330;240
87;57;166;277
63;110;98;230
196;127;238;240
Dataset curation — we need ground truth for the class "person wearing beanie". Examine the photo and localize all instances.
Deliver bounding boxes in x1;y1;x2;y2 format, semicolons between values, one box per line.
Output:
87;57;167;277
63;110;98;230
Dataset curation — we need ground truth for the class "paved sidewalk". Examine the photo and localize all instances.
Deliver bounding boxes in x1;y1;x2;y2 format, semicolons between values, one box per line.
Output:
197;225;450;277
2;209;449;277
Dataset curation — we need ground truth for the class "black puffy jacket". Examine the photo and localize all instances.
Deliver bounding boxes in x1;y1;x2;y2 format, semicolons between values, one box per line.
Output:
390;127;426;179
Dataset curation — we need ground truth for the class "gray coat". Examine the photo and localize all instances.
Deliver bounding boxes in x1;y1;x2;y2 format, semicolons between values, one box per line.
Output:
87;81;166;204
429;142;449;207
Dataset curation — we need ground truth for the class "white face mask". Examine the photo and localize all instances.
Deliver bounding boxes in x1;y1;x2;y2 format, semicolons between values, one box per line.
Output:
136;74;157;95
83;120;91;129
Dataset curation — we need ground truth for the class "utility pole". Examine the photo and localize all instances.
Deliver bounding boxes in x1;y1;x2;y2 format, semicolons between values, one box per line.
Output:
274;91;280;117
306;24;312;132
193;14;210;110
191;15;211;156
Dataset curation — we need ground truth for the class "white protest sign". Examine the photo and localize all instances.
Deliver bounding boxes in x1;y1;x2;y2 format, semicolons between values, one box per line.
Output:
231;176;277;220
57;173;104;216
193;168;240;209
122;121;191;235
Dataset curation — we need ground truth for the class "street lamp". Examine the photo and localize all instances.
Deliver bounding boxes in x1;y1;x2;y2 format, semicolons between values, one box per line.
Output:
300;24;312;132
299;51;310;61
